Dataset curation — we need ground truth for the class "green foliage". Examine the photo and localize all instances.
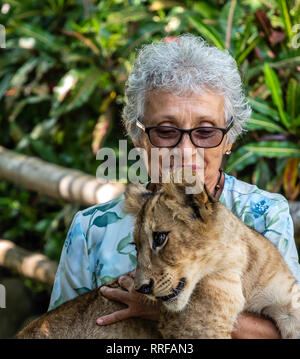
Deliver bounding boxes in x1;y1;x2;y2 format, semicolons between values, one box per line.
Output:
0;0;299;269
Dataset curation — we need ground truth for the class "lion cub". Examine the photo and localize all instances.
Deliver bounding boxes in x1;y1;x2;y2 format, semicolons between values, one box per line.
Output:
15;173;300;339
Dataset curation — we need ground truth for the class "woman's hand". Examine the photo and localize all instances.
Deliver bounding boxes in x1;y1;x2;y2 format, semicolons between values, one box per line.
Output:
97;272;281;339
231;312;281;339
96;270;160;326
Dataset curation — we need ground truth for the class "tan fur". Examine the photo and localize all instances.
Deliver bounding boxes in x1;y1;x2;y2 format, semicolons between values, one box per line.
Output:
15;171;300;339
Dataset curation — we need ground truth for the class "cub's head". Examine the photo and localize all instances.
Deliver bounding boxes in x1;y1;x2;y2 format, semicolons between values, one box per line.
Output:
124;170;218;312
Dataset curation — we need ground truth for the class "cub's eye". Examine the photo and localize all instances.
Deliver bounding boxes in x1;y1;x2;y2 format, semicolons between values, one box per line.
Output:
153;232;169;250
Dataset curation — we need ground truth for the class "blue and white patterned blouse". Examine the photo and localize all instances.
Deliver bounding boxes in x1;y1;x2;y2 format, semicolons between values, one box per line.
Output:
48;172;300;311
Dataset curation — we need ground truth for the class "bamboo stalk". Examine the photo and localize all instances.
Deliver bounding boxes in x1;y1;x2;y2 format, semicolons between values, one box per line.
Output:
0;240;57;285
0;146;125;206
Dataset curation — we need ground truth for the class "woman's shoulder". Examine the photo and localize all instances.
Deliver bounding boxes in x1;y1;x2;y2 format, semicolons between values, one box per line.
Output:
221;172;289;219
80;193;126;219
223;172;287;204
73;194;134;242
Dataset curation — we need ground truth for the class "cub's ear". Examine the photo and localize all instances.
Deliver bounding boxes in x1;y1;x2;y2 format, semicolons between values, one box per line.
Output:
161;167;204;204
193;183;218;206
124;183;154;216
162;168;217;222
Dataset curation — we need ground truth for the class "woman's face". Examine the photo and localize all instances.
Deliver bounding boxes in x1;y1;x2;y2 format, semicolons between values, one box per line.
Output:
134;90;232;183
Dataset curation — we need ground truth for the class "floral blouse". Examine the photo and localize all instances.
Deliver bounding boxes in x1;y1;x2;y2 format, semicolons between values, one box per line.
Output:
48;172;300;311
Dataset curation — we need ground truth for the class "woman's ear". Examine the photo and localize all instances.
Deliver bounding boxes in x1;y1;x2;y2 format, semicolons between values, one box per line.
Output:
224;142;232;155
124;183;154;216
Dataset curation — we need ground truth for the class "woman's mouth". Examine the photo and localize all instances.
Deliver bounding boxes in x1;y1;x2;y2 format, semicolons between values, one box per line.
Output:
170;164;200;171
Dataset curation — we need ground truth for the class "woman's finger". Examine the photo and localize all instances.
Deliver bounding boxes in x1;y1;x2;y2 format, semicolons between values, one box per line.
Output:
129;269;136;278
99;286;130;303
96;308;131;326
118;275;134;291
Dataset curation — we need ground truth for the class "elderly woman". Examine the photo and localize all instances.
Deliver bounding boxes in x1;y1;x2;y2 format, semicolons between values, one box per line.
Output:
48;34;300;339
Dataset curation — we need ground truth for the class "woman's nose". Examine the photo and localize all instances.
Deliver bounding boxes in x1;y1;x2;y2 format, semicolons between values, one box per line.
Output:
177;132;195;151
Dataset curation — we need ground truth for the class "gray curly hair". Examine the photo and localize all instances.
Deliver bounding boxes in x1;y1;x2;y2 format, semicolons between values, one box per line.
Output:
121;33;252;144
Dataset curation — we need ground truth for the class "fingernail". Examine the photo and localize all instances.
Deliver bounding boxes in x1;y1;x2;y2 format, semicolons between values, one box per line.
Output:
97;319;104;325
100;286;106;292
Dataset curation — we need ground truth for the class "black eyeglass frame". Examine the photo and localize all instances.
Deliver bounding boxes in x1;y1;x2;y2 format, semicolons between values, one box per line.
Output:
136;116;234;149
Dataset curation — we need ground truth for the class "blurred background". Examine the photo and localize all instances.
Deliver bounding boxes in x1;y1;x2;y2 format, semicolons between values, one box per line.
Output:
0;0;299;338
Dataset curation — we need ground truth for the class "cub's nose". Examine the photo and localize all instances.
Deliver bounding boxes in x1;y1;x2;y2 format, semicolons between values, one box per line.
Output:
135;278;154;294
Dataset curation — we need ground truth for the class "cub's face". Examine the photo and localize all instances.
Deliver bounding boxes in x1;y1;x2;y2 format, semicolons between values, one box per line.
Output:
124;177;216;312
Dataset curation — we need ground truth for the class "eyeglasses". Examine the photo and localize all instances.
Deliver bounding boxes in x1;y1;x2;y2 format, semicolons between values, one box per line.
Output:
136;117;234;148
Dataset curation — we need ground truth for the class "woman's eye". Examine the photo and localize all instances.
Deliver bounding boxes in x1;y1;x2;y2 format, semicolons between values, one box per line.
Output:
156;128;177;138
193;129;215;138
153;232;169;249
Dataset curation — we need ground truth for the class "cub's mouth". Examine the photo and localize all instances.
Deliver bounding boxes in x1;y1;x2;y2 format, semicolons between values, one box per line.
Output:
156;278;186;302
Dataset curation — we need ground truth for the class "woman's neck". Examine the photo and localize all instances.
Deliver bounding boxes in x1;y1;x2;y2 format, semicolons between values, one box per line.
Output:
147;169;225;200
205;170;225;200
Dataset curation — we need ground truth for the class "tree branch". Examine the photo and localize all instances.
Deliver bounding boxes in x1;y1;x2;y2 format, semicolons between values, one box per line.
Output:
0;240;57;285
0;146;125;206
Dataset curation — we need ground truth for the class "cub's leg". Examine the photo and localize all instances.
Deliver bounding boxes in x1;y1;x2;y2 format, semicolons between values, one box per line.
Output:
158;271;245;339
254;277;300;339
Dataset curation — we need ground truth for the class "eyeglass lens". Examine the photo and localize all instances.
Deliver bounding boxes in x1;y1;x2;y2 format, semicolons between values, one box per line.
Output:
148;127;224;148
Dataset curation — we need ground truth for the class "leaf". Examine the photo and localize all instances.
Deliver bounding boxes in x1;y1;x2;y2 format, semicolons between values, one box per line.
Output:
129;253;137;267
92;212;122;228
245;50;300;82
106;6;150;25
118;23;165;58
82;197;122;216
281;238;289;251
292;114;300;127
117;233;133;254
52;69;79;104
219;0;242;33
266;207;288;228
244;141;300;158
287;78;300;121
8;95;50;123
248;98;280;122
29;139;59;163
187;15;225;49
236;36;261;66
74;287;91;295
278;0;293;41
225;146;258;173
0;73;13;100
243;213;254;228
263;63;290;128
218;0;244;51
10;58;38;89
192;2;219;18
246;113;285;133
252;159;271;189
29;118;57;140
15;23;62;52
283;158;300;200
51;67;101;117
234;15;255;58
